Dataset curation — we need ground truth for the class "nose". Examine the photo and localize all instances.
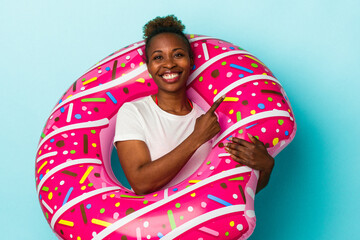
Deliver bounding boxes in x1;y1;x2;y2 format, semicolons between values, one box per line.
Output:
163;56;176;69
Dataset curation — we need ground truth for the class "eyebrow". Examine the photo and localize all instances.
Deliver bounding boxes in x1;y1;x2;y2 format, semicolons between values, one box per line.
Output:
151;47;185;55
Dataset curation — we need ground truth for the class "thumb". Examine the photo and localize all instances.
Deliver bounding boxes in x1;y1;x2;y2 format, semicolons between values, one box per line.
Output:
247;133;258;144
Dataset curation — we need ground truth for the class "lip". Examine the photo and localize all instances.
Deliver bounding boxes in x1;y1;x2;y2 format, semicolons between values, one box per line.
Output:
160;71;181;83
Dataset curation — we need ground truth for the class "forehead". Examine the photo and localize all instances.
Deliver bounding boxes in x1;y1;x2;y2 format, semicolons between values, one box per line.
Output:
147;33;188;52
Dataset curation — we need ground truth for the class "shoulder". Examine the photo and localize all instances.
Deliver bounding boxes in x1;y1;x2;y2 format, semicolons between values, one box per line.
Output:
117;96;152;114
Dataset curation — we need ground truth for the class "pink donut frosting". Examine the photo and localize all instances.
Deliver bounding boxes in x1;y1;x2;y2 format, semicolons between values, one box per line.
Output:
35;34;296;240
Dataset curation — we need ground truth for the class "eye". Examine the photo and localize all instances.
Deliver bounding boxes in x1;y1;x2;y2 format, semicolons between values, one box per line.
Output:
175;52;184;58
153;55;163;60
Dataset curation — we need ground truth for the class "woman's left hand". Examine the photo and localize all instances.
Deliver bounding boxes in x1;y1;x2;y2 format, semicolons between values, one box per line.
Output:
225;133;274;193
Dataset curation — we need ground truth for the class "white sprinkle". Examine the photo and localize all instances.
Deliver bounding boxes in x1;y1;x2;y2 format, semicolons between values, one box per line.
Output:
137;48;143;56
222;47;227;50
208;84;213;90
143;221;149;228
276;129;280;133
246;210;255;218
188;206;194;212
261;127;266;133
226;72;232;78
98;70;102;74
70;234;73;238
237;224;244;231
210;166;215;170
277;103;282;107
131;63;135;69
50;159;54;164
225;159;231;164
147;235;151;239
198;54;202;58
227;119;232;123
202;43;209;61
80;87;85;91
113;212;119;220
92;232;97;237
253;82;259;85
252;93;256;96
60;180;65;185
194;43;199;47
233;194;238;199
201;202;207;208
88;111;92;115
63;150;68;155
74;142;78;145
236;91;242;95
126;55;130;60
54;205;57;210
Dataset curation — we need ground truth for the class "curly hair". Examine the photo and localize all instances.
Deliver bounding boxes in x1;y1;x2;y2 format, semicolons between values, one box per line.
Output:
143;15;193;62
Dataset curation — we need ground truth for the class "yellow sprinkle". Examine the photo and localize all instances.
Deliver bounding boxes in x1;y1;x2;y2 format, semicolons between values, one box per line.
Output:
288;109;291;113
115;202;120;207
191;193;196;197
273;138;279;146
38;150;42;155
48;192;53;200
92;143;97;147
110;194;115;198
122;73;125;76
66;95;73;99
244;55;265;66
37;161;48;174
79;166;94;184
77;237;81;240
213;89;218;94
91;218;111;227
82;77;98;86
262;72;268;75
139;62;144;66
224;97;239;102
272;82;276;85
188;180;201;184
250;110;256;115
81;186;86;190
230;221;235;227
136;78;145;83
98;66;101;69
58;219;74;227
190;34;195;38
153;194;158;197
46;169;49;173
229;109;234;114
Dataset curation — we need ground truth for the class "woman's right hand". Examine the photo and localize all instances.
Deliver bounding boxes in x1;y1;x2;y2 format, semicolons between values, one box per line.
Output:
192;95;225;145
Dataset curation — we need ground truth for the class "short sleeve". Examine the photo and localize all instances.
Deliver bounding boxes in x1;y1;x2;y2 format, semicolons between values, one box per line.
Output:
113;103;146;145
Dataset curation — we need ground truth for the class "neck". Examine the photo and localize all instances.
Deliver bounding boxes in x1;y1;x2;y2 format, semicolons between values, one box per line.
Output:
152;91;192;115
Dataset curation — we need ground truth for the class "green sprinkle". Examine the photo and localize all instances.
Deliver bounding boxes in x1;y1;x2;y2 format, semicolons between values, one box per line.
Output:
41;133;46;138
82;78;86;82
81;98;106;102
199;76;203;82
238;47;243;50
175;203;181;208
70;150;76;154
268;97;273;102
278;119;284;125
42;186;49;192
225;232;229;236
54;187;58;191
214;46;219;49
88;183;93;187
91;130;96;134
221;61;227;66
229;176;244;181
121;63;126;67
120;195;145;199
143;200;148;204
45;212;48;219
180;216;184;220
238;129;244;134
100;208;105;214
206;161;211;165
149;73;152;78
236;111;241;121
167;210;176;230
255;136;259;140
251;63;258;68
265;81;268;84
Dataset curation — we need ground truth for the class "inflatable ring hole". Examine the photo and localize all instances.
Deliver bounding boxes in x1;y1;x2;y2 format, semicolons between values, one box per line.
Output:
110;146;131;189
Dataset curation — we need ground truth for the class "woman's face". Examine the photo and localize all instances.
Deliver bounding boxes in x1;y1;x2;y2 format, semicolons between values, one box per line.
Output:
146;33;193;95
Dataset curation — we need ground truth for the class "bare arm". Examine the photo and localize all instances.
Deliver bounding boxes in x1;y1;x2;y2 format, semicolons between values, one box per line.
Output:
116;96;225;195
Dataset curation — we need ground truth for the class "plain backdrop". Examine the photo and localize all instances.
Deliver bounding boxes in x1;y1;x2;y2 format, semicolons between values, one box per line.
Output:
1;0;359;239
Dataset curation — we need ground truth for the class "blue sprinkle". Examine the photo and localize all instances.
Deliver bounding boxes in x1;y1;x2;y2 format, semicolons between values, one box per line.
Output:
172;188;178;192
230;63;254;74
39;195;42;200
230;46;235;50
105;67;110;71
207;194;232;206
63;187;74;206
74;114;82;119
59;99;62;104
106;92;118;104
60;107;65;113
50;138;55;143
238;74;244;78
158;232;164;238
285;96;288;100
226;135;233;141
285;131;289;136
39;174;43;180
192;65;196;70
86;204;92;209
246;123;258;129
258;103;265;109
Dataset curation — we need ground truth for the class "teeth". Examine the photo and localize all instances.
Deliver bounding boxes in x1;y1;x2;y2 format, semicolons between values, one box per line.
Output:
162;73;179;80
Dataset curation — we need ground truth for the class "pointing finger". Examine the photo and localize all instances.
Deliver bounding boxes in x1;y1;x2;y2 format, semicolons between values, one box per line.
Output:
207;95;225;114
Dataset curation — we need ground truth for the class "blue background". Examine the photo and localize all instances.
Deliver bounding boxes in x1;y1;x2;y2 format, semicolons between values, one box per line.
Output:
1;0;359;239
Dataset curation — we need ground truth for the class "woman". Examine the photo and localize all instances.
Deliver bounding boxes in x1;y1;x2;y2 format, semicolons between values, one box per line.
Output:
114;15;274;195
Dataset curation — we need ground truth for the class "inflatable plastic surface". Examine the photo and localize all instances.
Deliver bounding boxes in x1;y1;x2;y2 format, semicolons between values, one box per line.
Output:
35;34;296;240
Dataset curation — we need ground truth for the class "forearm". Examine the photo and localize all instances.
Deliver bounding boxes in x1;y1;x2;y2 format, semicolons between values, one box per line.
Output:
131;133;202;195
256;169;272;194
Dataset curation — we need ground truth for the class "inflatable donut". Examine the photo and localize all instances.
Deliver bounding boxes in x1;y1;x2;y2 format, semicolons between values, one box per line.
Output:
35;34;296;240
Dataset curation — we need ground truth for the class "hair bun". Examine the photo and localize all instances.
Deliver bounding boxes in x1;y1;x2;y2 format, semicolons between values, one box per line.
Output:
143;15;185;40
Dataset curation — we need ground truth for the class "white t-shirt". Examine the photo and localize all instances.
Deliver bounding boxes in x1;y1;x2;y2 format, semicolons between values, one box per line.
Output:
113;96;212;189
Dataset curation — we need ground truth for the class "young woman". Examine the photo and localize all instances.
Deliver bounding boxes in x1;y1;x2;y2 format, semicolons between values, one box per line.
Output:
114;15;274;195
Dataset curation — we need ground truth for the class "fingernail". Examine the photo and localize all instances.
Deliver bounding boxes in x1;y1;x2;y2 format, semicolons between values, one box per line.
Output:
228;137;233;141
247;133;253;138
224;143;228;147
222;94;226;99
